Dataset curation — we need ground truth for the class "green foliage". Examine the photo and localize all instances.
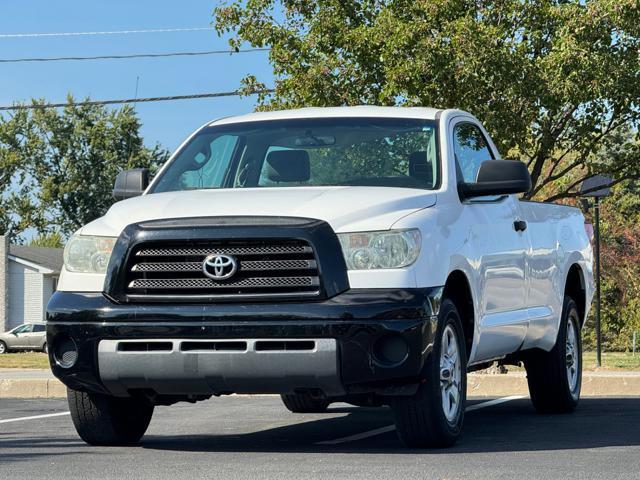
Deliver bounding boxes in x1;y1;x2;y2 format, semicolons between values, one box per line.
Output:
0;98;168;239
214;0;640;201
28;232;64;248
582;184;640;351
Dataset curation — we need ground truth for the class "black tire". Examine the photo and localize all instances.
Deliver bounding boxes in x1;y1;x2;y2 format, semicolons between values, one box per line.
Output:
0;341;7;354
344;394;385;408
281;393;330;413
42;342;48;354
524;296;582;414
391;298;467;448
67;387;154;446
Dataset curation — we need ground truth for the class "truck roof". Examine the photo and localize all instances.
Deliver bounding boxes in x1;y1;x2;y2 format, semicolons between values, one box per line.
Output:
209;105;446;126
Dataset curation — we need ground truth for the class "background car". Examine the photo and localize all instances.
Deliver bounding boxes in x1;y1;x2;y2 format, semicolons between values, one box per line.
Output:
0;323;47;354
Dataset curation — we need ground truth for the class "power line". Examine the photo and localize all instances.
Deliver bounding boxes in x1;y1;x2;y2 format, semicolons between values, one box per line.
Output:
0;90;274;111
0;27;212;39
0;48;270;64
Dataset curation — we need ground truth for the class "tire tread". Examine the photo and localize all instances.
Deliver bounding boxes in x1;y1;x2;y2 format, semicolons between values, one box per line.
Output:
67;388;154;446
525;296;581;414
392;298;467;448
281;393;329;413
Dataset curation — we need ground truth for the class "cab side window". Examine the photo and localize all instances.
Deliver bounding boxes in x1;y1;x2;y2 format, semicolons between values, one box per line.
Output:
453;123;494;183
33;324;45;332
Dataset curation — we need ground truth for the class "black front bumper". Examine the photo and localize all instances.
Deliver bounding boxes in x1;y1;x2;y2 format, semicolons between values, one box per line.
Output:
46;287;442;396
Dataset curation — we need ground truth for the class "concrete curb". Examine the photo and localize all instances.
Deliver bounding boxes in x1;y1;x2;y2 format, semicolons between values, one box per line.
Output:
1;371;640;398
0;378;66;398
469;372;640;397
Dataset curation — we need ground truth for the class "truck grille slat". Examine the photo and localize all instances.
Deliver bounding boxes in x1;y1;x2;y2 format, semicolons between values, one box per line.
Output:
129;276;319;290
131;259;317;273
136;245;312;257
124;239;321;300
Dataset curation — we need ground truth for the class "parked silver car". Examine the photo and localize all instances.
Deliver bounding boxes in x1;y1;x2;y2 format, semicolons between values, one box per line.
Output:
0;323;47;354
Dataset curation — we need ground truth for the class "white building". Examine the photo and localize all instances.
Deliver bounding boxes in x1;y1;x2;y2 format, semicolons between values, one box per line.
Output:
0;236;62;332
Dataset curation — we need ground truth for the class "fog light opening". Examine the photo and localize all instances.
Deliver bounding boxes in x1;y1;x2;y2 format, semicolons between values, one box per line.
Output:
372;334;409;367
54;336;78;369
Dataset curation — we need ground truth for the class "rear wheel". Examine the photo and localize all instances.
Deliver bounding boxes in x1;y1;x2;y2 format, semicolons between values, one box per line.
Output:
524;296;582;413
42;342;48;354
391;298;467;448
281;393;330;413
67;387;154;446
0;341;6;354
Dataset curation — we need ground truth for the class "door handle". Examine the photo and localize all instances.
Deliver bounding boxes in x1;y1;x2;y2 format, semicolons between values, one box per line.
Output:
514;220;527;232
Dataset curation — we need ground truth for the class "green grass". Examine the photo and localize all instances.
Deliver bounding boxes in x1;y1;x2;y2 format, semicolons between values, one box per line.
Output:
0;352;50;369
582;350;640;371
0;350;639;371
501;350;640;372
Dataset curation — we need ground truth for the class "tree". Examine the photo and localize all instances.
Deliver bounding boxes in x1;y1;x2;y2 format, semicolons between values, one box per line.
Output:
582;181;640;351
214;0;640;201
29;232;64;248
0;98;168;239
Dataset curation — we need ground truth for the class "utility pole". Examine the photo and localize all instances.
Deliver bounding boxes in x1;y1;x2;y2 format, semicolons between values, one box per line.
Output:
580;175;611;368
594;197;602;367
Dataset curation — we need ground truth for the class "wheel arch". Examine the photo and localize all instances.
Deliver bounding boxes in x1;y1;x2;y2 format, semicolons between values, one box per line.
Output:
443;270;475;359
565;263;587;327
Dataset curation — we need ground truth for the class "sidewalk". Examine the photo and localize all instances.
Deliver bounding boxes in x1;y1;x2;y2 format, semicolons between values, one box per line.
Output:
2;368;640;398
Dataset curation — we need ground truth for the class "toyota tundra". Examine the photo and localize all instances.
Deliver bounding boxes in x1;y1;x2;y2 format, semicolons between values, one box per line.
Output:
46;106;594;448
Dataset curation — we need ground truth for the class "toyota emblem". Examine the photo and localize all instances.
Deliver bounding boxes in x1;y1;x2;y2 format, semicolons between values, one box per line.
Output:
202;254;238;280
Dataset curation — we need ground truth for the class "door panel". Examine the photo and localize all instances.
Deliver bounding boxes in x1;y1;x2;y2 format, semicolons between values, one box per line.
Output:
22;333;38;348
12;325;33;348
469;197;530;361
475;310;529;359
451;120;531;362
27;325;46;348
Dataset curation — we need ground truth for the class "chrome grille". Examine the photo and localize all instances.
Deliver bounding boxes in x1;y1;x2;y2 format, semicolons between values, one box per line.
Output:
129;277;319;290
131;259;317;273
124;239;321;300
136;245;311;257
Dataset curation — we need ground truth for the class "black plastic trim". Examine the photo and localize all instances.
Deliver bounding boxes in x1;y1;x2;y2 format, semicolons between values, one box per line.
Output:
103;216;349;303
46;287;443;396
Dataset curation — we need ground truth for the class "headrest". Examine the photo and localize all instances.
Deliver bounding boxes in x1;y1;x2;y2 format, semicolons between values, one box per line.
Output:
408;151;433;182
265;150;310;183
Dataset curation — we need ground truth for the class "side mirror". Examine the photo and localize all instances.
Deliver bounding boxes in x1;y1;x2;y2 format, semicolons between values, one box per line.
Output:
458;160;531;200
113;168;149;201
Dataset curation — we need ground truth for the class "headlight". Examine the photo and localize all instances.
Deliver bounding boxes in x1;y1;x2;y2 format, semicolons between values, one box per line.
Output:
63;235;117;274
338;229;421;270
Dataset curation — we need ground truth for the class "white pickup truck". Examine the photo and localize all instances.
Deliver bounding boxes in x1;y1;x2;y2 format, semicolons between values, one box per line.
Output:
46;106;594;448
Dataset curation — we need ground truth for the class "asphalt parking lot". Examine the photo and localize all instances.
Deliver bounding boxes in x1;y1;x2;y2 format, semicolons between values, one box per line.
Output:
1;395;639;480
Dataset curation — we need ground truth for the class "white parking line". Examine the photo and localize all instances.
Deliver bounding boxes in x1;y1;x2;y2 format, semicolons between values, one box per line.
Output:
465;395;524;412
317;425;397;445
0;411;70;424
317;395;526;445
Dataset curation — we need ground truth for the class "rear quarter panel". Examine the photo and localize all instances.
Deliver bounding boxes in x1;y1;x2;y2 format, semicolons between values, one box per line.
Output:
518;200;594;350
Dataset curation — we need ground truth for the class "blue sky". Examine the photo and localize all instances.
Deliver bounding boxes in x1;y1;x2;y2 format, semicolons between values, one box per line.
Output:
0;0;274;152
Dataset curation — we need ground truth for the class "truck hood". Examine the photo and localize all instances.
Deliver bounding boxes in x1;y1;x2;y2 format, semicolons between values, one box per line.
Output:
80;186;437;236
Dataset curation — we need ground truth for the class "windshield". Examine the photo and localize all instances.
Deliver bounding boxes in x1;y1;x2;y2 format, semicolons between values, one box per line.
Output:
150;117;439;193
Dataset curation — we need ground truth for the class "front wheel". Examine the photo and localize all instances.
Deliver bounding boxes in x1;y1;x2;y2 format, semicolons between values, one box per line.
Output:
0;341;7;354
524;296;582;413
67;388;154;446
391;298;467;448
